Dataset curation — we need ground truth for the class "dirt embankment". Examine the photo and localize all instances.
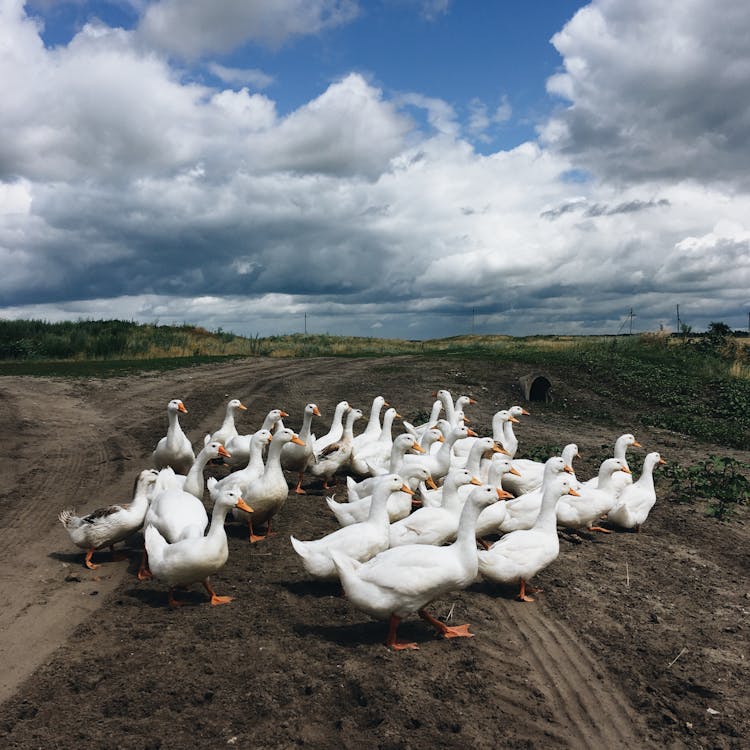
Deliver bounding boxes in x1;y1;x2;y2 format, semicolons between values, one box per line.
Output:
0;356;747;749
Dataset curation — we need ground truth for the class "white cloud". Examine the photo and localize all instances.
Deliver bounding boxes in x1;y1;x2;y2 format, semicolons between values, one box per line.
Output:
467;96;512;141
541;0;750;186
138;0;359;58
207;62;274;89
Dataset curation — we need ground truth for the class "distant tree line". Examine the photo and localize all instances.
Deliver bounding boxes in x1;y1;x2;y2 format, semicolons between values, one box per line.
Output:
0;319;244;360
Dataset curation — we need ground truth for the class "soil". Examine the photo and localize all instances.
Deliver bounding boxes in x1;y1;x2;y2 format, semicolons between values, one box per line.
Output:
0;355;747;749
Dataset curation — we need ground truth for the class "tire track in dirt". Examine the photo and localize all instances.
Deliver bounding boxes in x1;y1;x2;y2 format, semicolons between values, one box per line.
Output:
497;595;654;749
0;378;149;704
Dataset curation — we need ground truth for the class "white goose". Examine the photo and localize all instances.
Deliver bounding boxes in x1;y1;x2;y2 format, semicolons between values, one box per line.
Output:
207;429;273;499
177;436;231;500
352;395;389;450
450;436;507;472
474;458;525;542
327;466;435;526
402;399;442;441
500;406;529;458
556;457;630;533
478;475;579;602
59;469;159;570
225;408;288;467
418;426;445;455
607;452;666;532
291;474;410;580
331;485;499;650
235;428;304;542
583;433;642;496
400;424;477;483
310;408;363;488
281;403;321;494
503;440;576;497
434;389;476;429
360;433;425;479
418;437;505;507
210;398;247;446
313;400;350;457
151;399;194;474
138;466;211;579
389;469;484;547
497;453;576;534
145;486;253;607
346;456;431;506
350;407;401;475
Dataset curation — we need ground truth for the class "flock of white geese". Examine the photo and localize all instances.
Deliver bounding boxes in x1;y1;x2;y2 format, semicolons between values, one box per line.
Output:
59;389;665;649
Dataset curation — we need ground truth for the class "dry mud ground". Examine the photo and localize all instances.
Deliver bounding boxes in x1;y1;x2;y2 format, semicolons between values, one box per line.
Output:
0;356;747;749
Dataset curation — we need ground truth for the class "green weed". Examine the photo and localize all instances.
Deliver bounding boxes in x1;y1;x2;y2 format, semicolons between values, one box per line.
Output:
662;455;750;520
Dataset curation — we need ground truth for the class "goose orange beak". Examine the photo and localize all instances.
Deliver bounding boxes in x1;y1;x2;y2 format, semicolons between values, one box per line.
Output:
564;464;574;474
279;410;289;418
291;435;305;446
469;477;482;486
492;444;510;455
218;445;231;458
632;440;642;448
236;498;253;513
238;403;247;410
621;466;632;474
508;415;520;423
178;402;188;413
658;458;667;465
400;484;414;495
497;488;513;499
510;467;522;477
426;477;438;490
521;408;530;415
467;428;478;437
411;443;426;454
313;406;321;416
568;488;581;497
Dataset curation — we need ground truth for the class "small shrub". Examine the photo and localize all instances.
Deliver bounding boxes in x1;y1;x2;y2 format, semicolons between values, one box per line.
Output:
662;455;750;520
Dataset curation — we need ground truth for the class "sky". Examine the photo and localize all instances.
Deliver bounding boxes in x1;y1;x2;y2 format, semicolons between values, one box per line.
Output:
1;0;750;340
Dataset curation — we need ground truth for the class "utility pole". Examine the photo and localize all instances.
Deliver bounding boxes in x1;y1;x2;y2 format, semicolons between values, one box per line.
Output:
676;304;681;333
628;307;635;334
304;312;307;335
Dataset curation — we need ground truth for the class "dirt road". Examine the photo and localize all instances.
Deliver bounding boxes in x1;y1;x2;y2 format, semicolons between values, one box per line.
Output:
0;356;747;748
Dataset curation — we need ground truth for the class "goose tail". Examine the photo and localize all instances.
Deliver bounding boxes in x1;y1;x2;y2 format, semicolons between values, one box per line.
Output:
330;550;362;590
144;523;168;567
58;508;82;530
289;535;311;561
206;476;218;500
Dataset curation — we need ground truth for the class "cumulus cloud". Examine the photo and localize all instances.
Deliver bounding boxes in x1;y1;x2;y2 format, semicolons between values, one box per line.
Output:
467;96;512;142
138;0;359;58
1;0;750;339
541;0;750;187
207;62;274;89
